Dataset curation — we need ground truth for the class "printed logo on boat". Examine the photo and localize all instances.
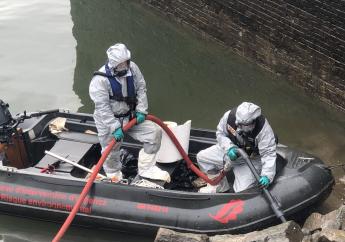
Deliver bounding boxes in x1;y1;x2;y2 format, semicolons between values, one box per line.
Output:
208;199;244;224
136;203;169;213
0;184;108;214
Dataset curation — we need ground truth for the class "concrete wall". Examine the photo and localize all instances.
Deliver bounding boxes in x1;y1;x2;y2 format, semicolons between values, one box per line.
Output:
142;0;345;111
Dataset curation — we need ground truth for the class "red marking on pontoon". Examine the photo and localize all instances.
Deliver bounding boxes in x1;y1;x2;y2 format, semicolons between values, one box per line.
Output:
0;193;92;213
0;184;107;213
136;203;169;213
209;199;244;224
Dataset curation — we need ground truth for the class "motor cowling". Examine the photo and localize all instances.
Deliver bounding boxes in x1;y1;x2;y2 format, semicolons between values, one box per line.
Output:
0;100;15;144
0;100;12;126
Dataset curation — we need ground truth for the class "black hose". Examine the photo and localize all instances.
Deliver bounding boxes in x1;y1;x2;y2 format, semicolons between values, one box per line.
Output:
237;148;287;223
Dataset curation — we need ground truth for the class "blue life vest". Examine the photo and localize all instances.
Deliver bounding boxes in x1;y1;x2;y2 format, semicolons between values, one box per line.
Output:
93;63;137;109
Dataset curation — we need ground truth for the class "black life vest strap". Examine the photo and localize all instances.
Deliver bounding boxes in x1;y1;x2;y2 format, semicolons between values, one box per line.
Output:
252;115;265;137
93;71;109;78
226;106;240;147
227;107;238;130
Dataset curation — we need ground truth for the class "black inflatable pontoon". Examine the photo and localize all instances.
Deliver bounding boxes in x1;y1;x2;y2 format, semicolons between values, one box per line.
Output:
0;111;334;234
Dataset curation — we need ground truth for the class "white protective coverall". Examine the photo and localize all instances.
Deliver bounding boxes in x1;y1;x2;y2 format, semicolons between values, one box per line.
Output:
0;152;4;166
89;43;170;182
0;143;6;166
197;102;276;192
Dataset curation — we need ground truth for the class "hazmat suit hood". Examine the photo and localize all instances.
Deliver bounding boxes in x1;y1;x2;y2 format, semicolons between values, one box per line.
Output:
106;43;131;69
235;102;261;125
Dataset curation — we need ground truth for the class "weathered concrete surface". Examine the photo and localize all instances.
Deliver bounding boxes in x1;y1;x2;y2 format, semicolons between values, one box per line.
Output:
303;205;345;232
154;228;208;242
311;228;345;242
155;221;303;242
210;221;303;242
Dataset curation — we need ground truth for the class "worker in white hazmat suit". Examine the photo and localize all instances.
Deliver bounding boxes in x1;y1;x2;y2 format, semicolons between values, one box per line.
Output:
197;102;277;193
89;43;170;182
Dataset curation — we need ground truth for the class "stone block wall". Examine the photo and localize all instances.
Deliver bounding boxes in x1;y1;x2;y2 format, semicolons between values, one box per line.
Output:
142;0;345;111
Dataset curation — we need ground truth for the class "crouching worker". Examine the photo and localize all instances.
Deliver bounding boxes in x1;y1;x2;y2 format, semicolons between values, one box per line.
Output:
89;43;170;183
197;102;277;193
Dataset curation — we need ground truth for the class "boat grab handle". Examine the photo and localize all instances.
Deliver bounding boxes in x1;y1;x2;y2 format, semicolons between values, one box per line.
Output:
147;192;211;200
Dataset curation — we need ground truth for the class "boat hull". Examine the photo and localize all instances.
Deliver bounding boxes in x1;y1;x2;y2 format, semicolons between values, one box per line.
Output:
0;111;335;234
0;160;334;234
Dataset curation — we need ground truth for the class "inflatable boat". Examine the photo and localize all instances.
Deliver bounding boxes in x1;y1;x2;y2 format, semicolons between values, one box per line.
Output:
0;108;334;234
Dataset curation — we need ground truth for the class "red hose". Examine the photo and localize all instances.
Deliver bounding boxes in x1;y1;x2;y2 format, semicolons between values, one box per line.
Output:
52;118;137;242
52;115;224;241
147;115;225;185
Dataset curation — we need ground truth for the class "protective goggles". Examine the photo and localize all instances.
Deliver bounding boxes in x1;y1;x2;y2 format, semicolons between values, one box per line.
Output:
237;121;255;133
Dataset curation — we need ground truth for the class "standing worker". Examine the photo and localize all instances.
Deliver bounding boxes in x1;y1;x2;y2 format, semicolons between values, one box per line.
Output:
89;43;170;182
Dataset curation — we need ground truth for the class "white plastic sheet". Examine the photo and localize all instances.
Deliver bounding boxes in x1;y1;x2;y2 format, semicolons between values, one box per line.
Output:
156;120;191;164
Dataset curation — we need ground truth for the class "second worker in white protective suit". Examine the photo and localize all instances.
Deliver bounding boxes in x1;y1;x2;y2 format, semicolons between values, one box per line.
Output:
196;102;277;193
89;43;170;183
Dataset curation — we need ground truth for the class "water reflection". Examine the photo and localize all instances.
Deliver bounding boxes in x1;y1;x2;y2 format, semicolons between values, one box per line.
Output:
0;0;81;113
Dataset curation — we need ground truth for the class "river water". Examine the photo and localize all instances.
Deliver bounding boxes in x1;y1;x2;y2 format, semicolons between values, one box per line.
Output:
0;0;344;241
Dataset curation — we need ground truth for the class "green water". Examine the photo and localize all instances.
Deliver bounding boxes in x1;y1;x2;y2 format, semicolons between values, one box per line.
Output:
0;0;344;241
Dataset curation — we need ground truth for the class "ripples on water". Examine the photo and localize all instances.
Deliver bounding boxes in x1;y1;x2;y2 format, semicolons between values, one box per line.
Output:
0;0;81;112
0;214;154;242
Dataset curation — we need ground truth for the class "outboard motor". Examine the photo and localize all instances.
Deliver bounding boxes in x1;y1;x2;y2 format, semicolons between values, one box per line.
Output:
0;99;17;144
0;99;30;168
0;100;60;168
